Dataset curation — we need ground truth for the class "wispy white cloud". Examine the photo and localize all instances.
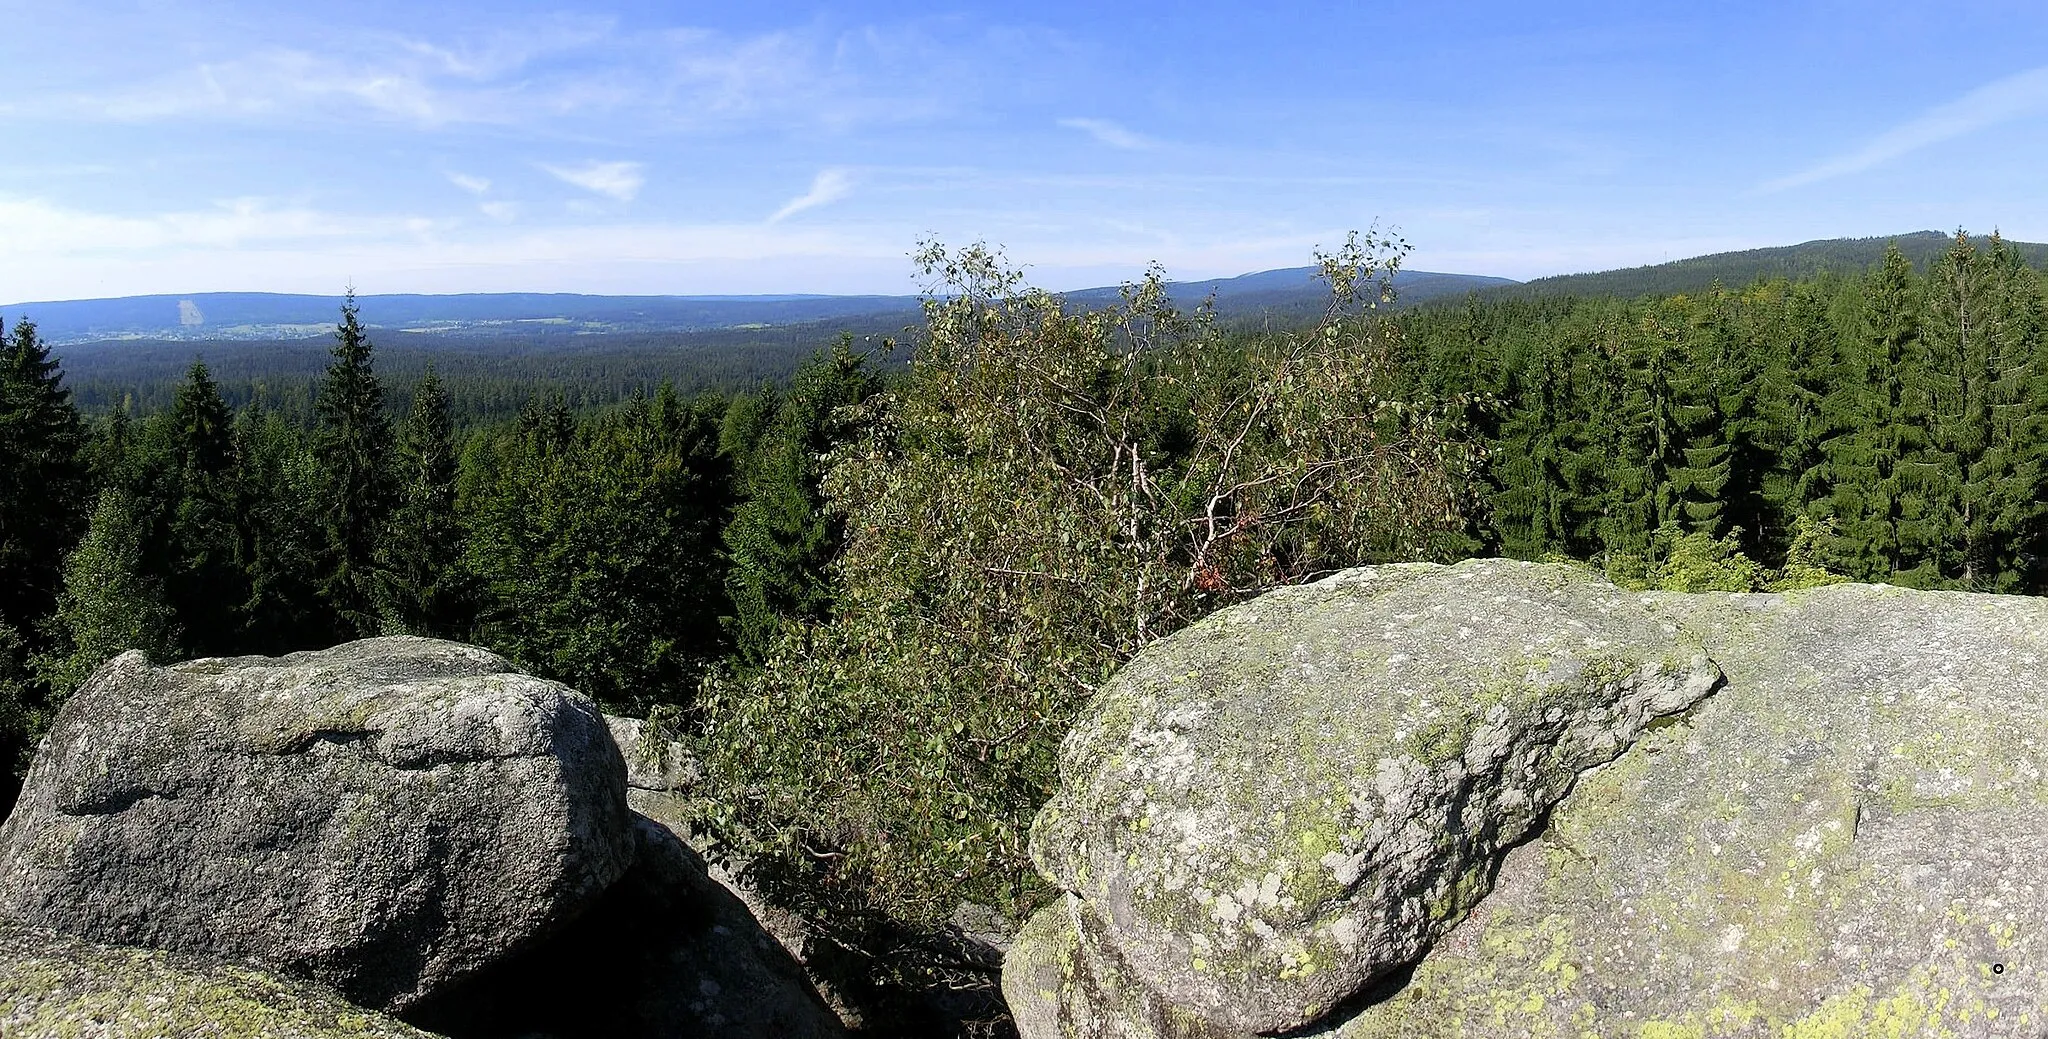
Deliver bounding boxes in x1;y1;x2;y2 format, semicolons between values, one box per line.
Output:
0;194;438;257
769;168;854;223
1057;117;1156;150
1763;65;2048;192
478;201;519;222
15;18;1021;137
446;171;492;195
540;161;646;202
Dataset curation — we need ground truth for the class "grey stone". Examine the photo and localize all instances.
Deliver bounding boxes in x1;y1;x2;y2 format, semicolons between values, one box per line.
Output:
1335;582;2048;1037
1025;560;1719;1034
0;636;634;1014
604;713;699;795
0;920;437;1039
409;814;845;1039
1011;568;2048;1038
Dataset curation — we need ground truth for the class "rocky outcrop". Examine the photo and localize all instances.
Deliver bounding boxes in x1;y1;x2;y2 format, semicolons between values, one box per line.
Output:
0;920;434;1038
1020;561;1719;1035
619;725;1010;1036
0;637;635;1013
1008;561;2048;1037
406;815;845;1039
1333;582;2048;1037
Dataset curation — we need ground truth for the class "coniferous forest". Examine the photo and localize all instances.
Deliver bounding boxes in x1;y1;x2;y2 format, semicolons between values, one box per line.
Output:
2;230;2045;983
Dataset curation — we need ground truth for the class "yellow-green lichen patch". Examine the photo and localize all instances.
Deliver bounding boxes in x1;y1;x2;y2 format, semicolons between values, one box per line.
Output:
0;923;433;1039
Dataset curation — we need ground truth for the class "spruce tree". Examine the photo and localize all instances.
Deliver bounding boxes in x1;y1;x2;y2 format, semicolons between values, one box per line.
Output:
1967;234;2048;590
162;361;245;654
1762;281;1840;550
723;339;880;662
468;389;733;714
0;318;88;635
230;403;335;653
313;292;396;638
34;488;181;704
374;368;469;637
1822;244;1920;581
1596;306;1684;574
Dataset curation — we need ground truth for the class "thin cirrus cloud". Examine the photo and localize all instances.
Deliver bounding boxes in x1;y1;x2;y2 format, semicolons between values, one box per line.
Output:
1057;117;1156;151
445;171;492;195
540;161;646;202
1763;64;2048;192
768;169;853;223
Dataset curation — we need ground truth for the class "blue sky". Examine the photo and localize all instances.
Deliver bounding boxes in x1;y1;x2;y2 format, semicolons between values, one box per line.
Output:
2;1;2046;300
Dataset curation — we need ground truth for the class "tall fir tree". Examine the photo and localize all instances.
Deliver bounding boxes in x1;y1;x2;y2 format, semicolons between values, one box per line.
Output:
1966;233;2048;590
313;292;396;638
1595;308;1685;572
467;388;732;714
722;339;880;662
1760;280;1841;552
0;318;88;636
374;368;470;637
1822;244;1920;581
232;403;338;653
34;488;181;704
161;361;246;654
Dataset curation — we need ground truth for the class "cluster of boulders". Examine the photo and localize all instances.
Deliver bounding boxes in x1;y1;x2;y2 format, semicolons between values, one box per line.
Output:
1005;559;2048;1038
10;559;2048;1038
0;637;842;1038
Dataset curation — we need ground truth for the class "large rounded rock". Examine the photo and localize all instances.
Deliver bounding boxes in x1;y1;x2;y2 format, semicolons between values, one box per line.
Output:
0;636;635;1013
1335;583;2048;1037
1011;567;2048;1037
0;921;436;1039
1025;560;1719;1034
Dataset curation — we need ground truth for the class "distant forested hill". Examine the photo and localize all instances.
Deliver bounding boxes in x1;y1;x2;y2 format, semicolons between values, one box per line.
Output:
54;317;910;422
1;291;924;344
1483;231;2048;301
7;268;1512;346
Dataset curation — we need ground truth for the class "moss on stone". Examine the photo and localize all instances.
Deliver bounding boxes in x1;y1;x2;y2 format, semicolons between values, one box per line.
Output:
0;923;434;1038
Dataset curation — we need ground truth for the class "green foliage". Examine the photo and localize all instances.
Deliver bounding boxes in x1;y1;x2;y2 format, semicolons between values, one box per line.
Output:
721;338;881;663
696;237;1470;934
158;361;247;656
465;388;731;715
0;621;34;788
1770;515;1851;591
375;369;472;637
228;403;338;653
313;293;397;636
0;318;89;635
1622;524;1768;593
1404;233;2048;594
34;489;181;705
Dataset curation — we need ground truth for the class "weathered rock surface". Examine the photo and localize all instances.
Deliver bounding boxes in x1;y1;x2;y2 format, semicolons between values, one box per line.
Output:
0;637;634;1014
0;920;435;1039
604;713;699;797
1335;583;2048;1037
1011;564;2048;1038
624;737;1010;1036
406;814;845;1039
1024;560;1719;1034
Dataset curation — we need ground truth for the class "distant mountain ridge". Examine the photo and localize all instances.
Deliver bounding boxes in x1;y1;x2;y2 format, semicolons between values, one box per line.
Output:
4;269;1514;345
1483;231;2048;302
19;233;2047;345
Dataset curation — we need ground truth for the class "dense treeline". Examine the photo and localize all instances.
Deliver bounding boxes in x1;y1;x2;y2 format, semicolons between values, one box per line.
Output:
1493;228;2048;303
3;230;2044;1005
0;238;1468;1002
1407;230;2048;592
54;318;909;424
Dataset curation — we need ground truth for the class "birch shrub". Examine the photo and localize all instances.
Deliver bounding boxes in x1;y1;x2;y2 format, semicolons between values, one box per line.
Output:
694;235;1474;947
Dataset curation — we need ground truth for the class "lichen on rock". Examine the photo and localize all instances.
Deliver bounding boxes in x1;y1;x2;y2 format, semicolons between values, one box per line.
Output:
0;636;635;1014
1026;559;1720;1034
0;921;435;1038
